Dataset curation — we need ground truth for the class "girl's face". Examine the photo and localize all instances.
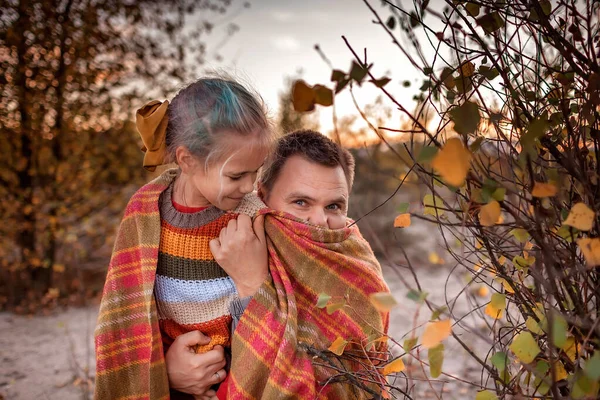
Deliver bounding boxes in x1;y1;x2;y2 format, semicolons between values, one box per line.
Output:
184;133;269;211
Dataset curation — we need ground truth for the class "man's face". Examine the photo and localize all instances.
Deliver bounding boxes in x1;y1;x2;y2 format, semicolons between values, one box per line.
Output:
261;155;349;229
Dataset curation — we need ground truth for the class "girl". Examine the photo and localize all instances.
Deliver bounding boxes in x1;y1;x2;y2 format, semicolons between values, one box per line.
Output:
94;77;276;400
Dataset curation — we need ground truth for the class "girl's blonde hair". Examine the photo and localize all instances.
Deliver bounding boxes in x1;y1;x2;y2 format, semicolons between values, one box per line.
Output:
165;75;276;166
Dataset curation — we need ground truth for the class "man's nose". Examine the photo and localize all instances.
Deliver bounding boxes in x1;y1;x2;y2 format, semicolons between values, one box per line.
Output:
307;209;328;228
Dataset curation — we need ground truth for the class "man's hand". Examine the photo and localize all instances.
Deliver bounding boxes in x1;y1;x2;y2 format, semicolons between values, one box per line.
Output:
165;330;226;397
210;214;268;297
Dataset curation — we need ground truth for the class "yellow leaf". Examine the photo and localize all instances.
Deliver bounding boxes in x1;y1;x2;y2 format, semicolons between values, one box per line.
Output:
480;200;501;226
382;357;406;375
485;293;506;319
496;278;515;294
428;252;444;265
477;286;489;297
577;238;600;268
562;337;581;362
531;181;558;197
497;255;506;265
292;80;316;112
553;361;568;381
52;263;66;273
564;203;595;231
431;138;472;187
421;319;452;349
526;317;544;335
460;61;476;77
328;336;348;355
369;292;398;312
423;194;445;216
394;213;411;228
510;332;541;364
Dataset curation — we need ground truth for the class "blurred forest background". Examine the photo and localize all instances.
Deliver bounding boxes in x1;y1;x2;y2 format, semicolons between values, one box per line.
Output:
3;0;600;399
0;0;417;314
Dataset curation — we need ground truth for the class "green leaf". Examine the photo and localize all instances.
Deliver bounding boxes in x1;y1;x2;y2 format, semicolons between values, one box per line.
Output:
407;289;428;302
386;16;396;30
526;317;544;335
491;351;508;373
428;344;444;378
431;306;447;320
470;136;485;152
479;65;500;80
585;352;600;380
316;293;331;308
403;337;417;351
490;293;506;309
440;67;456;90
449;101;480;135
552;312;568;348
533;360;551;395
521;117;549;150
513;255;535;270
326;301;345;315
331;69;346;82
465;2;480;17
454;76;473;94
510;331;541;364
476;12;504;34
349;61;368;84
313;85;333;107
417;145;439;162
423;194;445;216
409;11;419;28
492;188;506;201
572;372;600;399
335;78;350;94
370;77;391;88
475;390;498;400
397;202;410;213
557;225;578;242
529;0;552;22
511;228;530;243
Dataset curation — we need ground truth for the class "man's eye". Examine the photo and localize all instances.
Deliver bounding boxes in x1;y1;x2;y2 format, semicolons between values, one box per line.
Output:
294;200;306;206
326;204;341;211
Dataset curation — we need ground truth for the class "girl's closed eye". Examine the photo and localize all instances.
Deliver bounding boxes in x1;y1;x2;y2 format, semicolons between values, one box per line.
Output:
228;175;243;181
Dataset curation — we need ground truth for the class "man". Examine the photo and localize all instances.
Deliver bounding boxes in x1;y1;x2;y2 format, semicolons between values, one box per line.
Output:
167;130;387;399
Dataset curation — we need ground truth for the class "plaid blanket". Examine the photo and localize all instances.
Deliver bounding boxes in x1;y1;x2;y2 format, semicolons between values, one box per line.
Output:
227;209;390;399
94;171;174;400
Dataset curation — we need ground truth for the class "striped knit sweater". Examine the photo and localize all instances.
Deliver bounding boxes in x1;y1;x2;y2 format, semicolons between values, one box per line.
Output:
155;183;238;354
94;169;264;400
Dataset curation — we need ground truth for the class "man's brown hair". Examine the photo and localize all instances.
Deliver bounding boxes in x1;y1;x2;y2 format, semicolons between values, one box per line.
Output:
259;129;355;195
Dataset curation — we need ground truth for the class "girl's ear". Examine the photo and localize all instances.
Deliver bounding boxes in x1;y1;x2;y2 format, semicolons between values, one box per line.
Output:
176;146;198;174
257;181;265;201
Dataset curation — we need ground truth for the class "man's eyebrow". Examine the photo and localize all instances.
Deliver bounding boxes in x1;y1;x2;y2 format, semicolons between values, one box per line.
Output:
285;192;317;202
330;196;348;205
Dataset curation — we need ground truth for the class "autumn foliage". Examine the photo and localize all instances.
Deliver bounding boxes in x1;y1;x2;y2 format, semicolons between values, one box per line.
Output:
0;0;237;312
295;0;600;398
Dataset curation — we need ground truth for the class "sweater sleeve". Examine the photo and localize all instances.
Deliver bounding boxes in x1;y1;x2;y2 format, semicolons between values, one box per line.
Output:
230;296;252;333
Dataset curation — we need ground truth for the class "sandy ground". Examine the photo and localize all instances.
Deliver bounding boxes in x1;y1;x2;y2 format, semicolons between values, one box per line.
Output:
0;220;492;400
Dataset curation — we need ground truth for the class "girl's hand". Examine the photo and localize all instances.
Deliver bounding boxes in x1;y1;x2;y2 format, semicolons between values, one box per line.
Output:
165;330;227;396
210;214;268;297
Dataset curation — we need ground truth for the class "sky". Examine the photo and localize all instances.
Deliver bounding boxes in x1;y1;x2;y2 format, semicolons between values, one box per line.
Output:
201;0;430;136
